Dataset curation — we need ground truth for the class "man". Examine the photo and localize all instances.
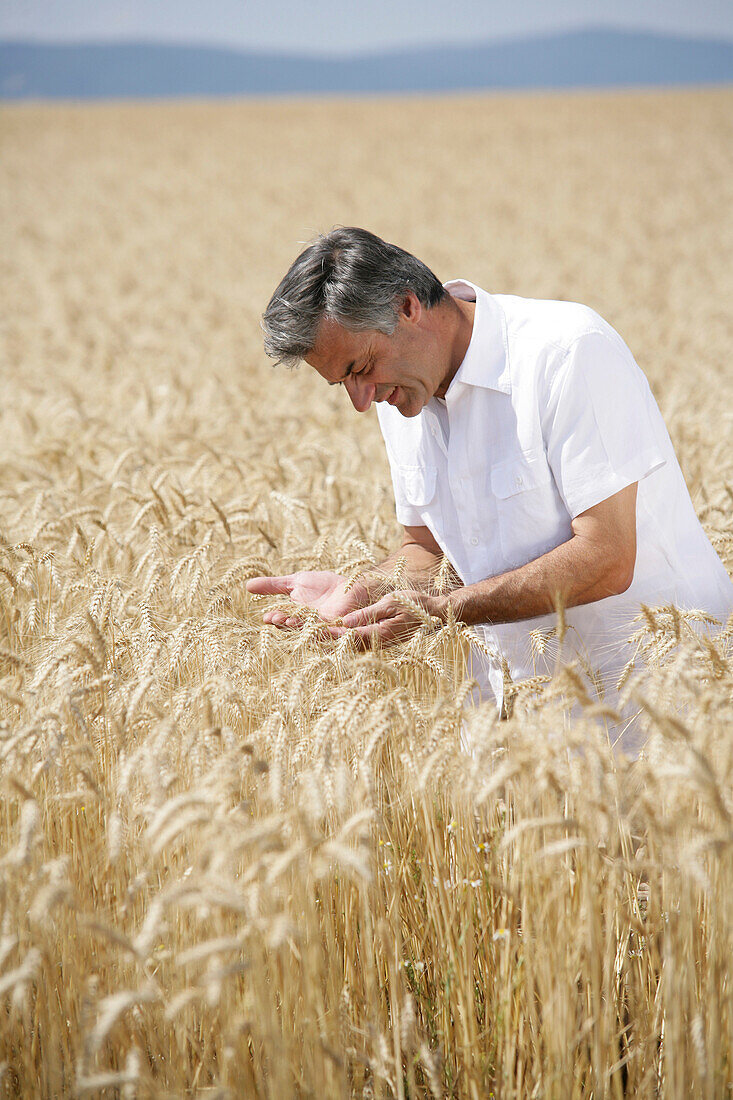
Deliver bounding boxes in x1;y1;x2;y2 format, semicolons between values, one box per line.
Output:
248;227;733;751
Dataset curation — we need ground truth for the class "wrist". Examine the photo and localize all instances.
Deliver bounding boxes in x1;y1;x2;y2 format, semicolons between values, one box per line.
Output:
430;592;452;624
440;588;467;624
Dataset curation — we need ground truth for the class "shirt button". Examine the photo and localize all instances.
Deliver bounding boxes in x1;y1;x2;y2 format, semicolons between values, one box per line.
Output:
515;476;523;488
470;537;479;545
431;427;437;436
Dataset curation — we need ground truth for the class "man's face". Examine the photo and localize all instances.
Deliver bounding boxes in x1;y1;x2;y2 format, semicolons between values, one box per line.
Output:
304;294;448;418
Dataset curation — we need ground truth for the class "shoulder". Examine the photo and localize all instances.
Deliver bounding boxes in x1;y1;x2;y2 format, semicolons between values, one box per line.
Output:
495;295;640;396
495;294;624;354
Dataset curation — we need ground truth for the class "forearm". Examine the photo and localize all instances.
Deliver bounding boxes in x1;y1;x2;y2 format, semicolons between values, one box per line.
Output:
334;489;638;645
444;534;631;627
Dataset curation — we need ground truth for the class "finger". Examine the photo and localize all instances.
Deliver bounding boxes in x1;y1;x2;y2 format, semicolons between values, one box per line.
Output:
246;575;293;595
315;623;346;639
343;624;383;650
310;623;372;648
349;624;383;641
265;611;293;627
317;623;385;650
315;623;345;642
351;617;419;646
341;602;386;629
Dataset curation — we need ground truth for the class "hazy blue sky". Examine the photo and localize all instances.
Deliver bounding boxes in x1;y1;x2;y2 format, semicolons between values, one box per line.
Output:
2;0;733;53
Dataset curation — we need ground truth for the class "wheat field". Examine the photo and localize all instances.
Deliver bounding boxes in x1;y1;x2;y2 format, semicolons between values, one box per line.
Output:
1;88;732;1098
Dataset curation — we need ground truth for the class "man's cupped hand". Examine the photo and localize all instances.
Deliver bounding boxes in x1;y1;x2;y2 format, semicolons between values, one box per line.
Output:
332;590;445;646
245;570;368;628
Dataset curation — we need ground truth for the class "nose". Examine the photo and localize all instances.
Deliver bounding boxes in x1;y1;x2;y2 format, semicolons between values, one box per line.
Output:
344;374;375;413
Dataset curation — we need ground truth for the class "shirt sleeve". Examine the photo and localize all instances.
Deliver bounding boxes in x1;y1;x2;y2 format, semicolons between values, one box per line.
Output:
541;330;667;519
390;464;432;527
393;500;425;528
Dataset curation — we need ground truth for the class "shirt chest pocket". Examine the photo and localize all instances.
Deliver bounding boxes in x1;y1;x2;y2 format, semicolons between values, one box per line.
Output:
398;464;438;508
490;449;553;499
490;450;560;568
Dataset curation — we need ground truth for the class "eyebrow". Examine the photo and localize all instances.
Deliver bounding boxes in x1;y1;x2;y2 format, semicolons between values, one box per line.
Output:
329;360;355;386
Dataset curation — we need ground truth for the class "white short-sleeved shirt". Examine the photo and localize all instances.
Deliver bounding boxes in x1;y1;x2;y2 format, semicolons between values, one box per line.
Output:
376;281;733;745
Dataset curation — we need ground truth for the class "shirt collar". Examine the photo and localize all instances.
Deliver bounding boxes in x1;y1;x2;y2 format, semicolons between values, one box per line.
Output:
443;279;511;394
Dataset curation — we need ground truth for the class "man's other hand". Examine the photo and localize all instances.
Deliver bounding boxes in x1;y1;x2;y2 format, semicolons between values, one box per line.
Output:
245;570;369;628
329;590;445;647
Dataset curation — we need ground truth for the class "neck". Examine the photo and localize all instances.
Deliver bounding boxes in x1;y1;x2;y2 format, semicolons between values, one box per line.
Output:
435;295;476;398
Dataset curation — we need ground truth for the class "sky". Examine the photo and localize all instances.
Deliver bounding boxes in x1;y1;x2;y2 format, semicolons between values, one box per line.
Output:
2;0;733;54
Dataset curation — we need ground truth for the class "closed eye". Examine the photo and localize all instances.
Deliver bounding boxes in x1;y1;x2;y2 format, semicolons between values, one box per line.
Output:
328;360;355;386
331;358;371;386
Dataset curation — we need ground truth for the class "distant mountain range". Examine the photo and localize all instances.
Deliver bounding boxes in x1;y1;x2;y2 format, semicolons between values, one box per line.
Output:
2;29;732;100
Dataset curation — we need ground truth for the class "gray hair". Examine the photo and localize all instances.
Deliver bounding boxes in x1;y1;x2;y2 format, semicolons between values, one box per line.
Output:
262;227;446;367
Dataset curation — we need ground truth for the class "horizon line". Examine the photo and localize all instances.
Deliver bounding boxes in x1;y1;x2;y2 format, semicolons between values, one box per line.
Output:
3;24;733;61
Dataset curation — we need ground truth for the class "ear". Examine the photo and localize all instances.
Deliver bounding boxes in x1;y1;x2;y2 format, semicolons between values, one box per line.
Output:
399;290;423;325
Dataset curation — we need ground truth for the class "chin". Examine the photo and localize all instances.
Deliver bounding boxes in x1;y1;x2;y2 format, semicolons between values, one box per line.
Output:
399;395;427;418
